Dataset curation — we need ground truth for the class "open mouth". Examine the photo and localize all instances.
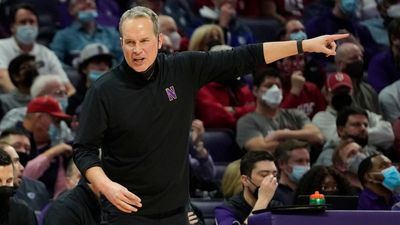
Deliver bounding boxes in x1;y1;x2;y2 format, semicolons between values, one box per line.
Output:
133;58;145;64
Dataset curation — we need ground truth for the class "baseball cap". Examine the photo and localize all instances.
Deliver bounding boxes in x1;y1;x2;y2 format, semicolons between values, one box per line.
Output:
27;96;71;120
74;43;114;70
325;72;353;92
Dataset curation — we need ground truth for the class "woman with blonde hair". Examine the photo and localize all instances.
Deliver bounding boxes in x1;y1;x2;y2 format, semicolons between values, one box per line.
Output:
220;159;242;199
188;24;225;51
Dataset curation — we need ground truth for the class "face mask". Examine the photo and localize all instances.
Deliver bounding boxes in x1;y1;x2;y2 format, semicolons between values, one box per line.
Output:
15;25;38;45
289;165;310;183
343;61;364;80
58;98;68;112
331;92;352;112
247;177;260;199
169;31;181;50
387;4;400;18
20;68;39;88
48;123;61;146
289;31;307;41
262;84;283;108
347;134;368;148
381;166;400;192
0;186;14;216
346;153;367;174
88;70;103;83
78;10;98;23
18;152;30;167
340;0;357;17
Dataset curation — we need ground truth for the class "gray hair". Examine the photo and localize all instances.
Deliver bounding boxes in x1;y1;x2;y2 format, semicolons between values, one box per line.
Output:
119;6;159;37
30;75;63;98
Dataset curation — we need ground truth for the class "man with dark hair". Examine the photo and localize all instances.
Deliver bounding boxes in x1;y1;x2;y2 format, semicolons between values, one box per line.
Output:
236;67;323;153
315;106;380;167
0;3;74;94
72;5;347;225
0;54;38;117
357;153;400;210
0;147;37;225
0;131;50;213
215;151;278;225
274;139;310;205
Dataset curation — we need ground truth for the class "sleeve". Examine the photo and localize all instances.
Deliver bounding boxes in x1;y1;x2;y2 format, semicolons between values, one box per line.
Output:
0;43;9;69
293;109;311;129
73;85;107;179
23;154;52;179
367;110;394;150
379;88;400;123
196;86;237;129
215;205;242;225
236;115;263;149
184;44;265;90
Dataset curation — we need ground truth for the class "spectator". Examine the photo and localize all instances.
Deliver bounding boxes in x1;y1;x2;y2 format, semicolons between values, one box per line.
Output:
274;139;310;205
379;78;400;123
0;3;74;95
357;153;400;210
236;67;323;153
198;0;255;47
0;147;37;225
0;54;38;117
159;15;183;51
195;44;255;130
295;165;355;199
50;0;121;66
368;18;400;93
332;139;366;190
214;151;278;225
312;72;394;150
188;24;225;51
335;42;380;114
315;106;381;167
220;159;242;200
0;139;50;214
67;43;114;116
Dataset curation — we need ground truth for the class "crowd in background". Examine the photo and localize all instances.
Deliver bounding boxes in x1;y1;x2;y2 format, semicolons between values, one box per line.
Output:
0;0;399;225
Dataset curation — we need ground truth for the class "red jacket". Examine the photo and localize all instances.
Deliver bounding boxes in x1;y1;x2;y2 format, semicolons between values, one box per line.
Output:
281;82;327;118
196;82;255;129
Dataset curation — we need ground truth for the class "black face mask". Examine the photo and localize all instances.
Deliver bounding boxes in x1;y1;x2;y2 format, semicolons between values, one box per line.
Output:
252;186;260;199
18;152;30;167
347;134;369;148
343;61;364;80
20;68;39;88
331;92;353;112
0;186;15;218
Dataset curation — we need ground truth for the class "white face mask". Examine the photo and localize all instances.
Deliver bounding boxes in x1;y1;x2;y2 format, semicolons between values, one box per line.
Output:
387;4;400;18
168;31;181;50
261;84;283;108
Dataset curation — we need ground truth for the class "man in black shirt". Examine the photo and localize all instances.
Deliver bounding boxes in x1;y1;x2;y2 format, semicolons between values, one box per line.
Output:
73;6;349;225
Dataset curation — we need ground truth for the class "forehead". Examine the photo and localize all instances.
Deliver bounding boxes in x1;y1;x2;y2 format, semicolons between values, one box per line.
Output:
253;160;277;172
0;164;14;177
121;17;156;38
371;155;391;168
289;148;309;158
15;8;37;21
341;45;363;59
2;146;18;159
286;20;304;32
347;114;368;123
8;134;29;143
260;76;281;86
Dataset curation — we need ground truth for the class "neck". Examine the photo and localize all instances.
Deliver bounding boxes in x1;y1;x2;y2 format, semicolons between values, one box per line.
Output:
81;21;96;34
15;37;34;53
243;188;256;207
18;86;30;95
255;102;279;118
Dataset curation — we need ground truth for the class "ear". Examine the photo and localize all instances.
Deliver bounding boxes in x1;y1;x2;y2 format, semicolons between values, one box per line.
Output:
240;175;250;187
10;23;16;34
337;126;344;138
158;33;164;49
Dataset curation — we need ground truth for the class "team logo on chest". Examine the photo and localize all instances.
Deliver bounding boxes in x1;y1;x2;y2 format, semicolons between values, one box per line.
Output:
165;85;177;101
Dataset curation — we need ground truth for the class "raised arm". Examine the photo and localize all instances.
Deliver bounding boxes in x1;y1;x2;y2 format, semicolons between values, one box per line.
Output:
263;34;350;64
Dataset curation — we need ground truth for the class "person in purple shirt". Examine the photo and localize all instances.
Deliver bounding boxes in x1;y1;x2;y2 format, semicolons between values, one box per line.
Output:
357;153;400;210
367;18;400;93
214;151;279;225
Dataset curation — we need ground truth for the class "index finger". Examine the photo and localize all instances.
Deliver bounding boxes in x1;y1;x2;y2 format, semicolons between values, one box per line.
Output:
328;33;350;41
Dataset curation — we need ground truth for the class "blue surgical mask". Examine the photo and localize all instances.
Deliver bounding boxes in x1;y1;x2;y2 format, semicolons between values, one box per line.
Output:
48;124;61;146
15;25;38;45
289;31;307;41
340;0;357;17
289;165;310;183
381;166;400;192
261;84;283;108
58;98;68;112
88;70;104;83
78;10;98;23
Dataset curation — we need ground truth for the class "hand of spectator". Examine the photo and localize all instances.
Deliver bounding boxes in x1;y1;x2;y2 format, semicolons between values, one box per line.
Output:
191;119;205;145
303;33;349;57
188;211;199;224
219;2;236;27
339;142;362;162
258;174;278;201
99;180;142;213
290;71;305;96
194;141;209;159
